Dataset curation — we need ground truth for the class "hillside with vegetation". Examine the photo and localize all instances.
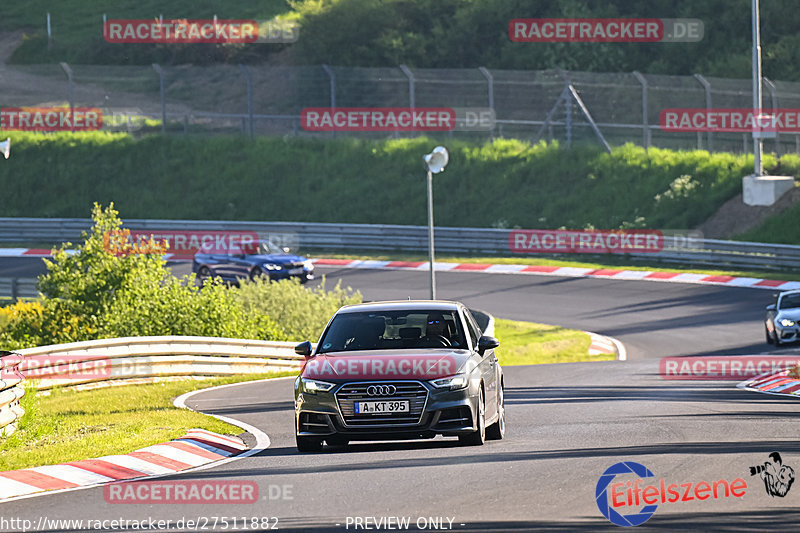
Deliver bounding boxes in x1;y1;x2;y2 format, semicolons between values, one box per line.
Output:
2;0;800;81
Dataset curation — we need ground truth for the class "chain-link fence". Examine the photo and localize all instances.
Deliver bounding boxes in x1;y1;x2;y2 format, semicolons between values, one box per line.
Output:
3;63;800;154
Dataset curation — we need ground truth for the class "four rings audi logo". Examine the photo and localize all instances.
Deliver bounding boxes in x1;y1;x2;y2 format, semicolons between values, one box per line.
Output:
366;385;397;396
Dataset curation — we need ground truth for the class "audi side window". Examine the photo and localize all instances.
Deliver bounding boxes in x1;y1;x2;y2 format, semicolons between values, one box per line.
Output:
463;312;480;349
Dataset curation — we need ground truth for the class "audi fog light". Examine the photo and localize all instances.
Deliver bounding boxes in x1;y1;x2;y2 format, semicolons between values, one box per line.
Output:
431;375;469;390
301;378;335;393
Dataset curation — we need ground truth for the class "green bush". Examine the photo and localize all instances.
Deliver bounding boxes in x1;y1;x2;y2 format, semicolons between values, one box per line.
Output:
235;277;362;342
0;203;360;349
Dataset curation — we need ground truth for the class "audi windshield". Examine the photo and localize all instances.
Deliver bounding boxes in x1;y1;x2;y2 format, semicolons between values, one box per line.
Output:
317;310;468;353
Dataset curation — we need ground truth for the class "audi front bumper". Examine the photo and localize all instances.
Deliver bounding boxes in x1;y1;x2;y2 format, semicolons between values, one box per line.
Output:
294;379;480;441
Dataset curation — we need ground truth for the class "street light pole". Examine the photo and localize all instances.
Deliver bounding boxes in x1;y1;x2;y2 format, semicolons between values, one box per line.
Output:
426;168;436;300
423;146;449;301
752;0;763;176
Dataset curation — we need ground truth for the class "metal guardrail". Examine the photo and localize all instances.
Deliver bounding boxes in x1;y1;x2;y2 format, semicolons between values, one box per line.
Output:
0;351;25;437
0;217;796;272
15;336;305;389
0;278;39;302
13;336;304;390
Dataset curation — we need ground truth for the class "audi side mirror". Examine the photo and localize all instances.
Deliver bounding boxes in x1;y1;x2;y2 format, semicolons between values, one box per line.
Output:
766;304;776;311
295;341;313;358
477;335;499;355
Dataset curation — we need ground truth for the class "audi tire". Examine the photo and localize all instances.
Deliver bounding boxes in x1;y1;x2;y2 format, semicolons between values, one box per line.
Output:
296;434;323;452
459;387;486;446
326;436;349;448
486;383;505;440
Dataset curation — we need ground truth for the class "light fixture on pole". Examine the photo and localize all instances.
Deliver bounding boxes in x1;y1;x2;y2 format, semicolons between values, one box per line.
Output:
423;146;448;300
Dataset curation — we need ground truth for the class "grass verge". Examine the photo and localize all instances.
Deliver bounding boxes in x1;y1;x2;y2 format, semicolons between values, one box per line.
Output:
0;372;295;471
494;318;614;366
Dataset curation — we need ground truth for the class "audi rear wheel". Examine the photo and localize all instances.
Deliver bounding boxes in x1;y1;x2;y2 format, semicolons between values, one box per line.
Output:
486;384;505;440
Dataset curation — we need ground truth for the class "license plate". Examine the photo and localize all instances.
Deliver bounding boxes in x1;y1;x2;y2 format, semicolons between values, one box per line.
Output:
355;400;410;414
288;267;304;275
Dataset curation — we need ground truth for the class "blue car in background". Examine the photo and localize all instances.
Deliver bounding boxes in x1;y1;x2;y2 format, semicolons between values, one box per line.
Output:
193;241;314;284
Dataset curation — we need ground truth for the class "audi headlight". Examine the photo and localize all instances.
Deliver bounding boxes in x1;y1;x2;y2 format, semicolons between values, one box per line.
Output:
780;318;796;327
301;377;335;393
261;263;281;271
304;259;314;271
431;374;469;391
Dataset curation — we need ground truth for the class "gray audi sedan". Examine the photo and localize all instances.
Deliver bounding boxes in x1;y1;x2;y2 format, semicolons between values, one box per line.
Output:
293;300;504;452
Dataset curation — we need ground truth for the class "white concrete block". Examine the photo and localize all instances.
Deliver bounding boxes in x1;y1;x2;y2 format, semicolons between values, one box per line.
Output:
742;175;795;206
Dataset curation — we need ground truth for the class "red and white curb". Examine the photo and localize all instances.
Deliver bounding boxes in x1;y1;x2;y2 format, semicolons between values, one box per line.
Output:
311;258;800;291
0;429;247;500
0;378;283;503
586;332;616;357
584;331;626;361
6;249;797;290
737;369;800;398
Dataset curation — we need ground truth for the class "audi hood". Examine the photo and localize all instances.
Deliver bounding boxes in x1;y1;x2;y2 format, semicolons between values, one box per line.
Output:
300;349;474;382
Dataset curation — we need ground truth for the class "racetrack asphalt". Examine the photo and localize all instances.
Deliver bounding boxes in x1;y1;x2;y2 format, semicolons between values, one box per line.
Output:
1;259;799;531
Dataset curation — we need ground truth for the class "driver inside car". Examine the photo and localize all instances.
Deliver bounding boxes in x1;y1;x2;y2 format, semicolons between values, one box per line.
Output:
421;312;452;347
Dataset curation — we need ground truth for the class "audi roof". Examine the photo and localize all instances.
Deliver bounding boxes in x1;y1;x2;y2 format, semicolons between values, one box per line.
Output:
336;300;462;314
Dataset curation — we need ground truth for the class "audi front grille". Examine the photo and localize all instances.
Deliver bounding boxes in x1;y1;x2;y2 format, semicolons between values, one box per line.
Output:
336;381;428;427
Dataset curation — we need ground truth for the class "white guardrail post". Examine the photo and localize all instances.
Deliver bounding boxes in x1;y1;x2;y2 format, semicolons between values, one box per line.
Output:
0;351;25;437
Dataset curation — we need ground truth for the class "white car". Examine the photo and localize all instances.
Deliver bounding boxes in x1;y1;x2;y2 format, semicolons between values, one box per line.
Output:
765;290;800;346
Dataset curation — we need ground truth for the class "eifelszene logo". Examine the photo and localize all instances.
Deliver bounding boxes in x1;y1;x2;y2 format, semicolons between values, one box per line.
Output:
596;461;747;527
750;452;795;497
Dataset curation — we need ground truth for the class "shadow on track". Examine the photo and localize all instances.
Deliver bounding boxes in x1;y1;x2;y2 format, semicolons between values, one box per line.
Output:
245;509;800;532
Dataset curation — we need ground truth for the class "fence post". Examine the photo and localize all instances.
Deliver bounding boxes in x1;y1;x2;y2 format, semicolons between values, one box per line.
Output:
478;67;495;141
238;64;254;139
59;62;74;132
322;64;336;138
694;74;712;152
399;65;415;139
763;77;779;155
152;64;167;134
47;12;52;50
632;71;650;149
565;93;572;148
399;65;415;108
